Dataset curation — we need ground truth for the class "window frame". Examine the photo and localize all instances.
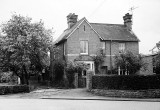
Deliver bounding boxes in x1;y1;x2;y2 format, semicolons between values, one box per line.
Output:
119;43;125;52
80;40;88;55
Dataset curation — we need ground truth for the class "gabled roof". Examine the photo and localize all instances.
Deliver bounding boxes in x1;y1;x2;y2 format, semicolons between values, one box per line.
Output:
55;17;85;45
90;23;139;41
55;17;139;45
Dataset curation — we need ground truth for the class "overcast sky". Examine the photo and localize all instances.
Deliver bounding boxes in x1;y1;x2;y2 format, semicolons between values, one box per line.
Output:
0;0;160;54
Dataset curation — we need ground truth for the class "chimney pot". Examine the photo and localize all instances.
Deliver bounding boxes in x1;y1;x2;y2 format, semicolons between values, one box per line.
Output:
123;13;132;30
67;13;78;29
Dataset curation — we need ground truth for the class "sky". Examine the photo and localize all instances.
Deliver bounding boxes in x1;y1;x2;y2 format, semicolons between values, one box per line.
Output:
0;0;160;54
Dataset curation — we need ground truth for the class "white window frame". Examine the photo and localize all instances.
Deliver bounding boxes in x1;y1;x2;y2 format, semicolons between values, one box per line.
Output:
80;40;88;55
119;43;125;52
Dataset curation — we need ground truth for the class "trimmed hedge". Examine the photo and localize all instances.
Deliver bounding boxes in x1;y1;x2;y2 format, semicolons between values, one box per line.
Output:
0;85;30;95
92;75;160;90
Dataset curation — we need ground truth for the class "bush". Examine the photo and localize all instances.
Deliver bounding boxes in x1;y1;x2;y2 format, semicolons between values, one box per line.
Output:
0;72;18;84
0;85;30;95
114;51;146;75
92;74;160;90
53;61;65;81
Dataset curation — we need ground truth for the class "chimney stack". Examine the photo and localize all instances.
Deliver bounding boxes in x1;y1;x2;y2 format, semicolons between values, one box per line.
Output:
67;13;78;29
123;13;132;30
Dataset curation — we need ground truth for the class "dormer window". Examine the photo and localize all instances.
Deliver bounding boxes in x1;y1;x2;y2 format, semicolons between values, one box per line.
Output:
80;40;88;55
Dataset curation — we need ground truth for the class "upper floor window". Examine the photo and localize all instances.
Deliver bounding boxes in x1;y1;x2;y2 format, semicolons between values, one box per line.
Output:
80;40;88;54
119;43;125;52
102;42;105;49
100;42;105;54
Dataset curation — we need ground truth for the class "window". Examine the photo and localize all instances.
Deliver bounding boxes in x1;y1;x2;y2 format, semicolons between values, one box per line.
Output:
119;43;125;52
102;42;105;49
80;40;88;54
84;25;85;31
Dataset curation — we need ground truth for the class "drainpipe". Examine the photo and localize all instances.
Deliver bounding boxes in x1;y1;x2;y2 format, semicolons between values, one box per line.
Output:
110;40;112;74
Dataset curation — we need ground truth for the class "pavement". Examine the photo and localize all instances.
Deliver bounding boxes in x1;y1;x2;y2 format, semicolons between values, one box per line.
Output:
0;88;160;102
0;99;160;110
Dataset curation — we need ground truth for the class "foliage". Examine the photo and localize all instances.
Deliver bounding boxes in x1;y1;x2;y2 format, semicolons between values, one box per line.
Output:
65;62;88;75
92;49;105;73
114;51;146;75
0;14;53;84
0;72;18;83
92;74;160;90
0;85;29;95
53;60;65;81
154;52;160;74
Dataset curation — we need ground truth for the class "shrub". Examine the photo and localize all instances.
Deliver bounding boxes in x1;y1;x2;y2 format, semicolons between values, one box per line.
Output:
0;72;18;84
92;74;160;90
114;51;147;75
0;85;29;95
154;52;160;74
53;61;65;81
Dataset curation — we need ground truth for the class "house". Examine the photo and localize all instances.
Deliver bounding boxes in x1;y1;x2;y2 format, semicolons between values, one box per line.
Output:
140;53;157;75
140;43;160;75
53;13;139;75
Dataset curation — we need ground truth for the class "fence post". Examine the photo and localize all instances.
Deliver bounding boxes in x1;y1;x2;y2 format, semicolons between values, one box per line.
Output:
74;73;78;88
86;71;93;91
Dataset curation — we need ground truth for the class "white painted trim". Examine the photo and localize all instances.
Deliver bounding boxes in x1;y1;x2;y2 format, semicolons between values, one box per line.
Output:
90;54;96;56
76;61;95;75
66;17;104;40
67;54;79;56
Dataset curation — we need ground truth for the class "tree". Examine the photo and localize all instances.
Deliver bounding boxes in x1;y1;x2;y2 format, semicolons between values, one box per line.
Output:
114;51;146;75
154;52;160;74
92;49;105;73
0;14;53;84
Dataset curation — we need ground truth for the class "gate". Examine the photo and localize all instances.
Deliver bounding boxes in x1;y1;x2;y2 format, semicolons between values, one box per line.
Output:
78;76;86;88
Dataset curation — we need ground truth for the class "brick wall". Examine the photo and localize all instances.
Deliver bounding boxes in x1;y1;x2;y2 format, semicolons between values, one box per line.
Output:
54;20;139;73
67;20;101;62
102;41;139;70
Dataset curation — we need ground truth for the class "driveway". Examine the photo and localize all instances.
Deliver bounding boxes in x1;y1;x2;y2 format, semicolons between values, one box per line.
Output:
0;88;105;99
0;88;160;102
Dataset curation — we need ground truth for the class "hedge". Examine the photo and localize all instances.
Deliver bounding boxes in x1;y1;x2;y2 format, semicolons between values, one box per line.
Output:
92;75;160;90
0;85;30;95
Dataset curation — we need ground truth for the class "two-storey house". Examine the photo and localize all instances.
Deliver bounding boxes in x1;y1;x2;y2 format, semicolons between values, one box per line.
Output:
53;13;139;75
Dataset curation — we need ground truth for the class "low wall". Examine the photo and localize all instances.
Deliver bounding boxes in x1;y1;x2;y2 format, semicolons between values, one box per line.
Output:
92;74;160;90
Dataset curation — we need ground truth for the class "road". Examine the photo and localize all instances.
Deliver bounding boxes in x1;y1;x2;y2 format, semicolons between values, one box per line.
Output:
0;99;160;110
